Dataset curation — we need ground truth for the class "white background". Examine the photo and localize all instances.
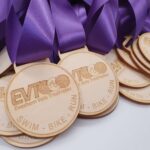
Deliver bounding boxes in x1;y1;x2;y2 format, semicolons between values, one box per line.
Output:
1;96;150;150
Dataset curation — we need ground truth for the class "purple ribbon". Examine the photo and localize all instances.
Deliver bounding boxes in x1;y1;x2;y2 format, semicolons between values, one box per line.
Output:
128;0;148;37
143;9;150;32
6;0;57;64
85;0;118;53
50;0;85;53
117;0;150;45
1;0;150;64
73;3;87;27
0;0;29;40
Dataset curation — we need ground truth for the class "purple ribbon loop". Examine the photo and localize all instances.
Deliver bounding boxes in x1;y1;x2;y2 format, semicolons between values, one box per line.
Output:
143;10;150;32
128;0;148;38
73;3;87;27
1;0;150;64
83;0;93;6
0;0;12;23
0;0;29;40
6;6;22;63
50;0;86;53
117;0;150;46
0;0;12;41
85;0;118;53
6;0;56;64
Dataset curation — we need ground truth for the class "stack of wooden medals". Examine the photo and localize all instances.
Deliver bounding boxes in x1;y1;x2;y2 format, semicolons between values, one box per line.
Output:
0;46;119;148
0;32;150;148
0;49;55;148
104;32;150;104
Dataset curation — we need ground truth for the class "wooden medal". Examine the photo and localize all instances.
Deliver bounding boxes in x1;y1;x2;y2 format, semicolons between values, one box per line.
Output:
87;95;119;118
132;39;150;70
138;32;150;62
59;47;119;117
116;48;139;71
0;74;22;136
120;85;150;104
130;47;150;75
5;63;80;138
2;134;54;148
104;50;150;88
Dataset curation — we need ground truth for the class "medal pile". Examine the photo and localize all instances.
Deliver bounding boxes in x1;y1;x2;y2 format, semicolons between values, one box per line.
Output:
0;0;150;148
104;33;150;104
0;45;120;148
0;33;150;148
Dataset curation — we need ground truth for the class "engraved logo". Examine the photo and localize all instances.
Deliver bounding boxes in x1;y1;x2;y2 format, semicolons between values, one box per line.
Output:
72;62;108;84
11;74;71;110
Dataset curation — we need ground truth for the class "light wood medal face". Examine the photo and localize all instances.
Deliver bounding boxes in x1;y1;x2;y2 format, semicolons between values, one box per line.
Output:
93;95;119;118
59;51;119;116
104;50;150;88
84;95;119;119
116;48;139;71
120;85;150;104
139;33;150;62
6;63;80;138
0;74;21;136
130;47;150;75
2;134;54;148
132;39;150;70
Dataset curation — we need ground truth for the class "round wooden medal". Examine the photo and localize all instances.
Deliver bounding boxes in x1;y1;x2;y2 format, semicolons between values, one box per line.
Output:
120;85;150;104
88;95;119;118
0;47;12;77
0;74;21;136
132;39;150;70
96;96;119;117
5;63;80;138
130;47;150;75
2;134;54;148
116;48;139;71
104;50;150;88
59;50;119;117
139;33;150;62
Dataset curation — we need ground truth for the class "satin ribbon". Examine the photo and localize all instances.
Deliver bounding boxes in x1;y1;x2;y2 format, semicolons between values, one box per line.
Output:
73;3;87;27
128;0;148;37
50;0;86;53
0;0;30;40
1;0;150;64
143;10;150;32
53;0;118;53
84;0;118;53
6;0;57;64
117;0;150;45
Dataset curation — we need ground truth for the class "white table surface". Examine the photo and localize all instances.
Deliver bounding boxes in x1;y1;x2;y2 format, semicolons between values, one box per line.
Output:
0;96;150;150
